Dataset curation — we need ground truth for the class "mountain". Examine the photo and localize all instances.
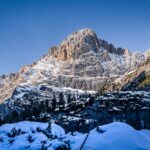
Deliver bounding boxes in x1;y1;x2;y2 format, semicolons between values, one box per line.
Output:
0;29;150;132
0;28;148;103
0;28;150;150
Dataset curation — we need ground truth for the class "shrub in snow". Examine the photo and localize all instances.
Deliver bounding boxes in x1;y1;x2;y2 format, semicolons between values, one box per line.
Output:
9;139;15;144
0;137;3;143
41;141;48;150
52;94;57;110
46;122;57;139
7;127;17;137
27;134;34;143
7;127;25;138
36;127;43;132
64;140;70;149
46;121;52;132
41;140;47;145
96;127;105;133
36;123;55;139
17;128;26;134
59;92;65;106
55;144;70;150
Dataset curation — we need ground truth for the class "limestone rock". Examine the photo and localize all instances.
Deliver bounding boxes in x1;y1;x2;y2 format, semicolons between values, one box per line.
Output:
50;29;100;61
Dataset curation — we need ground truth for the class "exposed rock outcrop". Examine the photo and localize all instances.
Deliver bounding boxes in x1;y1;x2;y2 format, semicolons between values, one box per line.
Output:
0;84;150;132
109;56;150;91
50;29;100;61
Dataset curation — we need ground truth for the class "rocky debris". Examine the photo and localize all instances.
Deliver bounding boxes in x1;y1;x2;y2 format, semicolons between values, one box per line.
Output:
57;91;150;132
0;84;150;132
122;71;146;91
110;56;150;91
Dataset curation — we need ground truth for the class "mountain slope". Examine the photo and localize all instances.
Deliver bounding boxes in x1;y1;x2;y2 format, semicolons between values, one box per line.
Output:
109;57;150;91
0;28;147;103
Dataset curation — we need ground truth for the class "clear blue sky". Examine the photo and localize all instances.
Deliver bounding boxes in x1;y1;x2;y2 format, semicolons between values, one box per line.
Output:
0;0;150;75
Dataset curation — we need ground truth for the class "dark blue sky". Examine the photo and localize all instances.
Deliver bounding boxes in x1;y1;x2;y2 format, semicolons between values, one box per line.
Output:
0;0;150;75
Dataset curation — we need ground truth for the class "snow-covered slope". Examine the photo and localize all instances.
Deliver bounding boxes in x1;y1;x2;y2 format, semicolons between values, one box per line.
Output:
0;121;149;150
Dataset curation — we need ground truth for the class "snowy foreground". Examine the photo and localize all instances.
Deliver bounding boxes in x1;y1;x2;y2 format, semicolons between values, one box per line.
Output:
0;121;150;150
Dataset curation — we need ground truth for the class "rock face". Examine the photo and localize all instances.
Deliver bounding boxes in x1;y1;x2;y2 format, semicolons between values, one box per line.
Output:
50;29;100;61
109;57;150;92
0;28;148;103
0;73;23;103
0;84;150;132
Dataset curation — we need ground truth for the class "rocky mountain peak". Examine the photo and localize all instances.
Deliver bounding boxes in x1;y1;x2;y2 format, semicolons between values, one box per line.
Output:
60;28;100;51
64;28;98;43
49;28;126;61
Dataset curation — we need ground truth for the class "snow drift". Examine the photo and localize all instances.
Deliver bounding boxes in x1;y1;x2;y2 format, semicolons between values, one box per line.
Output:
0;121;150;150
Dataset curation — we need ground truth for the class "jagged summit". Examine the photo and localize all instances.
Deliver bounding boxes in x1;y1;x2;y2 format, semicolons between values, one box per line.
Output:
50;28;100;61
64;28;98;41
49;28;126;61
60;28;99;47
